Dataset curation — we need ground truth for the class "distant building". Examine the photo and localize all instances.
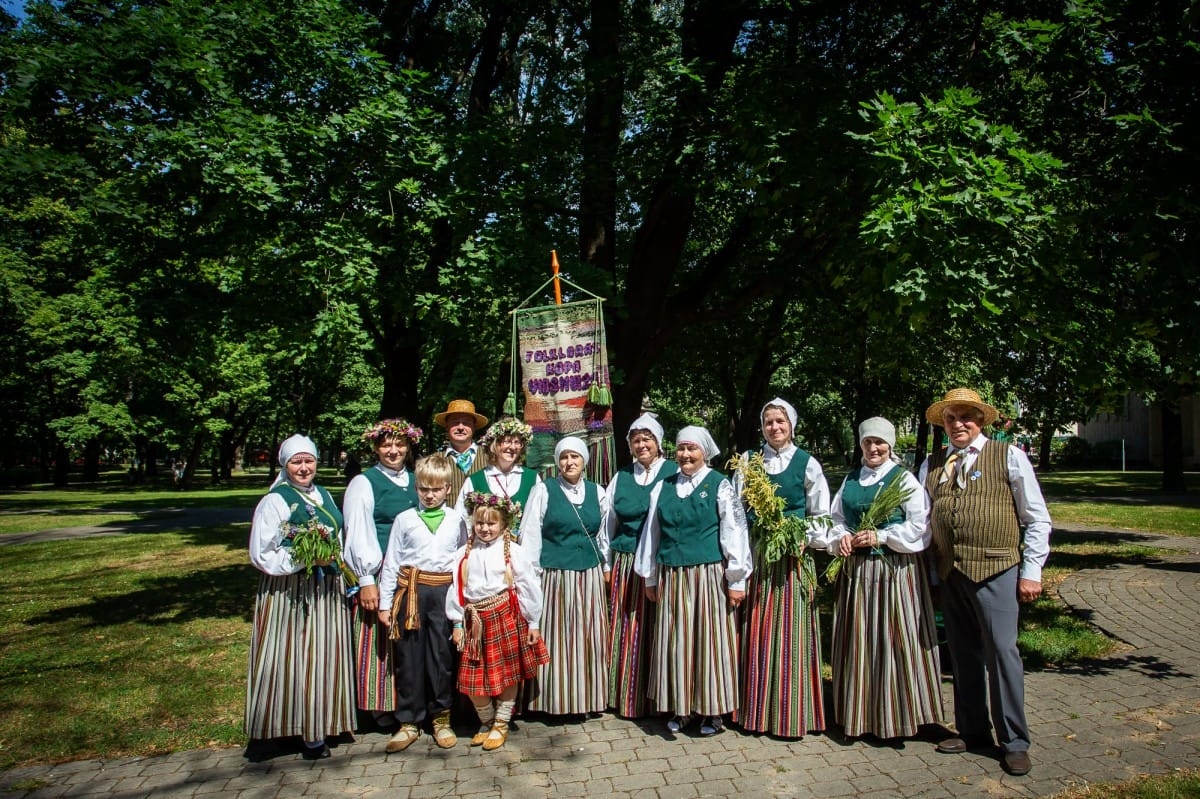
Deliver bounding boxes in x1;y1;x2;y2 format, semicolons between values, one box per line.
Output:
1075;393;1198;468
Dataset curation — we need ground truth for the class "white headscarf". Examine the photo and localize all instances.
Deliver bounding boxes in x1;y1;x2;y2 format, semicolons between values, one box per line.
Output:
761;397;798;432
627;413;665;454
272;434;319;489
676;425;720;462
858;417;902;465
554;436;590;468
858;417;896;449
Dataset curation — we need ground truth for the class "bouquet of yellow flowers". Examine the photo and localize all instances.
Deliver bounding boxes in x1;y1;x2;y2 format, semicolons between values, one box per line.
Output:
729;451;830;565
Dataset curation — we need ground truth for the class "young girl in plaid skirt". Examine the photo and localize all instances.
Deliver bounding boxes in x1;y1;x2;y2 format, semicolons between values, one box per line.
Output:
447;492;549;751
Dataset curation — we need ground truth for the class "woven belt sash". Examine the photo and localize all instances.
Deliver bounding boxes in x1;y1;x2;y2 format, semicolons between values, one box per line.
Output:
389;566;452;639
462;589;516;660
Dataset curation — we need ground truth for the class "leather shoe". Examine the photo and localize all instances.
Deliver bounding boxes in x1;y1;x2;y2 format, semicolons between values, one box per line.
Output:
936;734;993;754
1003;750;1032;776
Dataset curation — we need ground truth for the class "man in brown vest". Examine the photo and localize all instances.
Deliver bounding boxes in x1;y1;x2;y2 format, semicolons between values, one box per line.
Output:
434;399;490;507
918;388;1051;777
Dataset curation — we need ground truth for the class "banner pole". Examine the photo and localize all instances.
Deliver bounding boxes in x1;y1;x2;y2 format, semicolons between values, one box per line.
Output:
552;250;562;305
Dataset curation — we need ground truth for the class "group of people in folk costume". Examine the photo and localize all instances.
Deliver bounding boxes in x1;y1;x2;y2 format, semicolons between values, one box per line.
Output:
245;388;1051;778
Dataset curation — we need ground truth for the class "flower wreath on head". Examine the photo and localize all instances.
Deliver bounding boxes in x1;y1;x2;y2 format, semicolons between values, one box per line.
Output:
480;417;534;450
463;490;523;531
361;418;424;446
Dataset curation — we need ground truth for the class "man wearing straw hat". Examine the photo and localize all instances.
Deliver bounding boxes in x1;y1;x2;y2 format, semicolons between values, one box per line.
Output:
434;399;490;506
918;388;1051;777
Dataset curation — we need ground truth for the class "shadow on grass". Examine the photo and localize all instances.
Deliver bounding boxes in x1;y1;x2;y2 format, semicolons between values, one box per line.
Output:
24;561;258;627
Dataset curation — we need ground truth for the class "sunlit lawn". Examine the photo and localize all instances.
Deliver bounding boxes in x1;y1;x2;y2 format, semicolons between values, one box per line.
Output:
0;525;252;770
1039;470;1200;537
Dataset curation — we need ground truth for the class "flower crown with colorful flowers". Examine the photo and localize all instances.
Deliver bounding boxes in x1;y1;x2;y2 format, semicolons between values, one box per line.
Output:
480;417;534;449
361;418;424;446
463;491;523;530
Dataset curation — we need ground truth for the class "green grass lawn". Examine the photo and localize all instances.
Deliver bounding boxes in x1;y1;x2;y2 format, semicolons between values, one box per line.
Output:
1039;470;1200;538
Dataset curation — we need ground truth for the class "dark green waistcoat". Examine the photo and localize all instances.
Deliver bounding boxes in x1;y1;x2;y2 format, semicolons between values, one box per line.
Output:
271;483;344;540
655;471;724;567
468;468;539;510
925;441;1021;582
364;467;418;553
540;480;603;571
610;460;679;553
770;447;812;519
839;466;906;532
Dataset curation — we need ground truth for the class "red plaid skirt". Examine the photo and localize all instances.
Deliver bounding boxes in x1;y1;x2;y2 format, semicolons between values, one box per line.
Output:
458;590;549;697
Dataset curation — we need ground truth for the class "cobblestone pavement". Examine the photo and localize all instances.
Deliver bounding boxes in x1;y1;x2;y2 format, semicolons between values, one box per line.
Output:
2;522;1199;798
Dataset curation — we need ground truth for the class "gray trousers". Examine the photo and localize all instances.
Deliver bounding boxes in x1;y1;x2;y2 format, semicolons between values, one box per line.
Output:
940;565;1030;752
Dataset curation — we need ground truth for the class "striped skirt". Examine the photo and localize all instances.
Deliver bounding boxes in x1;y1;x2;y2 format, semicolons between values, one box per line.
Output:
527;566;609;715
647;562;740;718
606;550;654;718
740;552;825;737
245;570;355;741
831;551;944;739
353;599;396;712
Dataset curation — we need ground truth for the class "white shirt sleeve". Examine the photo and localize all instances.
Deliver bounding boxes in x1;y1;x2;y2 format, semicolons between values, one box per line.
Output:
596;482;612;572
517;480;549;571
805;456;832;517
377;514;408;612
1007;444;1052;582
633;483;665;585
717;477;753;590
877;468;931;554
341;474;382;586
819;476;852;554
445;545;466;624
511;542;544;629
249;492;300;576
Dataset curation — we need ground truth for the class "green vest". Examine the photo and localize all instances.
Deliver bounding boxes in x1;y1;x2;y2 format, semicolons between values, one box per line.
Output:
924;441;1021;582
271;483;344;541
539;480;603;571
468;468;539;510
364;467;418;553
840;466;906;532
610;460;679;553
655;471;724;567
765;447;812;519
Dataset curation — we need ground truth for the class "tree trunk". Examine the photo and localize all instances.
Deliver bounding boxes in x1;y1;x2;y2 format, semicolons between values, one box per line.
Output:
83;438;101;482
915;419;931;472
1160;400;1186;493
1038;424;1055;472
53;441;69;487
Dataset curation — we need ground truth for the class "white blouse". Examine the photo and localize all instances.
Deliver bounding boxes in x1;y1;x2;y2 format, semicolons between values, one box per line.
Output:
452;465;541;516
249;483;334;577
518;476;612;573
633;465;753;591
817;460;930;554
342;464;412;587
444;538;544;630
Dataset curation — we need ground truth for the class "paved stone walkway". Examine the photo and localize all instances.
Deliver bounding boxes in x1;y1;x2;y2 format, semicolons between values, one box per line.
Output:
2;520;1199;798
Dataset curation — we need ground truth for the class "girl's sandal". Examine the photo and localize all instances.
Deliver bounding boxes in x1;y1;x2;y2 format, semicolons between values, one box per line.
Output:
470;725;490;746
481;721;509;751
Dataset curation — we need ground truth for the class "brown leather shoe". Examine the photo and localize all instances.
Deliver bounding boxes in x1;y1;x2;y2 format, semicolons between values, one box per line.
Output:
936;734;993;754
1003;750;1032;776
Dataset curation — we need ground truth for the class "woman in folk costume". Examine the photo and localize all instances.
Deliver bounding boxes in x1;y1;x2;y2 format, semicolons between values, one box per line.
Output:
634;425;752;737
518;436;611;716
603;412;678;718
453;416;541;520
341;419;422;727
735;397;831;738
815;417;943;740
377;453;468;751
245;434;354;760
448;493;549;751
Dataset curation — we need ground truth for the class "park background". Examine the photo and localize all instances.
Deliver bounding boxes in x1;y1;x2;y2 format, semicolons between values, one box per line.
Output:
1;0;1197;490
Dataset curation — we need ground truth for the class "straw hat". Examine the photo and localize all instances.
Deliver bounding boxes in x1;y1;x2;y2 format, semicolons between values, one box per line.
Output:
925;388;999;427
433;399;488;429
